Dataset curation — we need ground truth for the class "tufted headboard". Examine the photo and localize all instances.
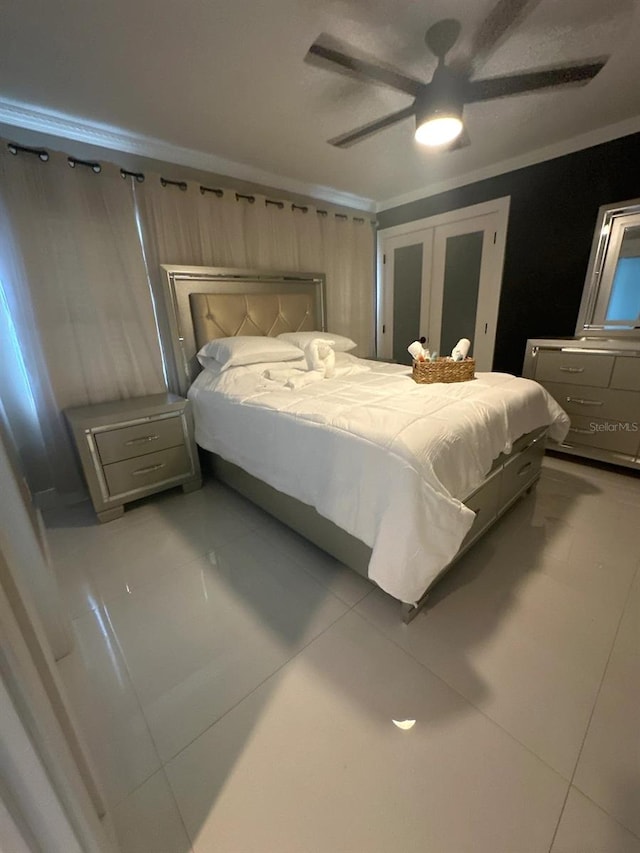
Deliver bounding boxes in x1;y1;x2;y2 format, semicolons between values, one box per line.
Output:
160;265;326;395
189;291;317;350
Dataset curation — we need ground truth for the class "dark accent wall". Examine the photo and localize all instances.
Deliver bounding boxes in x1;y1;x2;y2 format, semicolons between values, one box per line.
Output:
377;132;640;375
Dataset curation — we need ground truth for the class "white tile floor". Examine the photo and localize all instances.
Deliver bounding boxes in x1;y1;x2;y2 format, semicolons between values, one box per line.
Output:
46;455;640;853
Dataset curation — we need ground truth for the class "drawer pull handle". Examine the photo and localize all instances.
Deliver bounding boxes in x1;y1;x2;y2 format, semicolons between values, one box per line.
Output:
566;397;602;406
517;461;533;476
568;427;593;436
125;434;160;446
522;433;545;450
559;366;584;373
132;462;166;476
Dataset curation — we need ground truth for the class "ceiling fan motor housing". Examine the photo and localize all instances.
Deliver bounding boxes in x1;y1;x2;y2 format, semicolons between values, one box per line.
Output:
415;65;465;126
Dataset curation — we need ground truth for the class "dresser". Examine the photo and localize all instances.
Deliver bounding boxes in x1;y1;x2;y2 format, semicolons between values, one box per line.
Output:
66;394;201;522
523;338;640;470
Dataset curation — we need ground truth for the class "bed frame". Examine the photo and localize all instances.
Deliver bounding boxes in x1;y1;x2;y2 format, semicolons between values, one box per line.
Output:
160;264;545;622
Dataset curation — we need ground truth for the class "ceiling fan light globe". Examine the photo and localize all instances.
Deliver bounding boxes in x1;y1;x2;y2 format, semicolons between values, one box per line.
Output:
415;115;463;146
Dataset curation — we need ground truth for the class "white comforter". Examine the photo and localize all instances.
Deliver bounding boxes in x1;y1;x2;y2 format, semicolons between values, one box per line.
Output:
188;357;569;604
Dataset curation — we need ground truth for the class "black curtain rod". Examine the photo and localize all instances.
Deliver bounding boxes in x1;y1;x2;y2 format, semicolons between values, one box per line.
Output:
68;156;101;173
200;185;224;197
5;142;372;222
121;168;145;183
7;142;49;161
160;176;187;190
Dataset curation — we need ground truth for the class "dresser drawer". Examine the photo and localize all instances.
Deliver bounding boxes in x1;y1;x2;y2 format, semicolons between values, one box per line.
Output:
541;381;640;423
103;445;192;497
535;350;614;387
561;414;640;456
96;415;184;464
500;434;545;508
611;357;640;392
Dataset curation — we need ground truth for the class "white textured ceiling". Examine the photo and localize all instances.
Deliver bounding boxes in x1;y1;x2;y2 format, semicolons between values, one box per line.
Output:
1;0;639;209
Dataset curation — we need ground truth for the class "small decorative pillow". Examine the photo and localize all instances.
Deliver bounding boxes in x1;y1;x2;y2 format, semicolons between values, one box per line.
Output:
197;336;304;371
277;331;357;352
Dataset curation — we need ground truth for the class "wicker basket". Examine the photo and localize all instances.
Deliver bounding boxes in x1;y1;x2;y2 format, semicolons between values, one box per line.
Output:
412;357;476;384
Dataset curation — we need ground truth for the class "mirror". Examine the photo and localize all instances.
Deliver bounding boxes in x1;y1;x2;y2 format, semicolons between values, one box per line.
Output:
576;197;640;336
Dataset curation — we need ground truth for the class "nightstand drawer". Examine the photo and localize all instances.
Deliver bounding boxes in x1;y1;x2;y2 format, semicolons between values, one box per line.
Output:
103;445;192;497
535;350;614;387
96;416;184;464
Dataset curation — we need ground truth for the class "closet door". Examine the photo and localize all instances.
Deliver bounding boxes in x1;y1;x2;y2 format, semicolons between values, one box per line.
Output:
427;213;503;371
378;197;509;368
380;229;433;363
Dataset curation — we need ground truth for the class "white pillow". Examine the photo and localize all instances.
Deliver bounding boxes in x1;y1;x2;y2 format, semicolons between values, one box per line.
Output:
277;331;357;352
197;336;303;371
196;356;225;375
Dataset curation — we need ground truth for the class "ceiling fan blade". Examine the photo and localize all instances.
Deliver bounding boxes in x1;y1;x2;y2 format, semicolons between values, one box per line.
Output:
328;105;417;148
306;39;425;98
466;61;607;102
460;0;543;76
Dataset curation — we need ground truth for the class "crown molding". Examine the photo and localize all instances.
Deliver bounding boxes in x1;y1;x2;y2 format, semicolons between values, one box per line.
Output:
0;97;376;213
377;114;640;213
4;96;638;217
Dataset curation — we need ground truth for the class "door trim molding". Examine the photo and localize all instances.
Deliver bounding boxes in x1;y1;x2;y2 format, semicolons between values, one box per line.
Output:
377;197;511;240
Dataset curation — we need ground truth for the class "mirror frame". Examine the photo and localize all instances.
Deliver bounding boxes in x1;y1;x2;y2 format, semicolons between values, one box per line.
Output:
576;196;640;337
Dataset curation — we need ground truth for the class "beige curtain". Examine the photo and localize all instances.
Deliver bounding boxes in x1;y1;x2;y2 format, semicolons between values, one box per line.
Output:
318;212;375;354
135;179;375;365
0;147;165;498
0;144;374;500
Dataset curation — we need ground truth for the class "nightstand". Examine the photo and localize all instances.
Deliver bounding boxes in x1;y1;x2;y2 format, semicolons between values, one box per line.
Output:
65;394;201;522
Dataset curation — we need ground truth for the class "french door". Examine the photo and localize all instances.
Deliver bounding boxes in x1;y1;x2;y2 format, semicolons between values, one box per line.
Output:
378;198;510;372
381;230;434;365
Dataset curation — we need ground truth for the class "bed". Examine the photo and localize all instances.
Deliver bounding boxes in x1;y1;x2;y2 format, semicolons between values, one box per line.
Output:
160;265;569;622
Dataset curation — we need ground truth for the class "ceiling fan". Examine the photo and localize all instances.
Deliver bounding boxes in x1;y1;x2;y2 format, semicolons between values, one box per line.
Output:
305;0;608;150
